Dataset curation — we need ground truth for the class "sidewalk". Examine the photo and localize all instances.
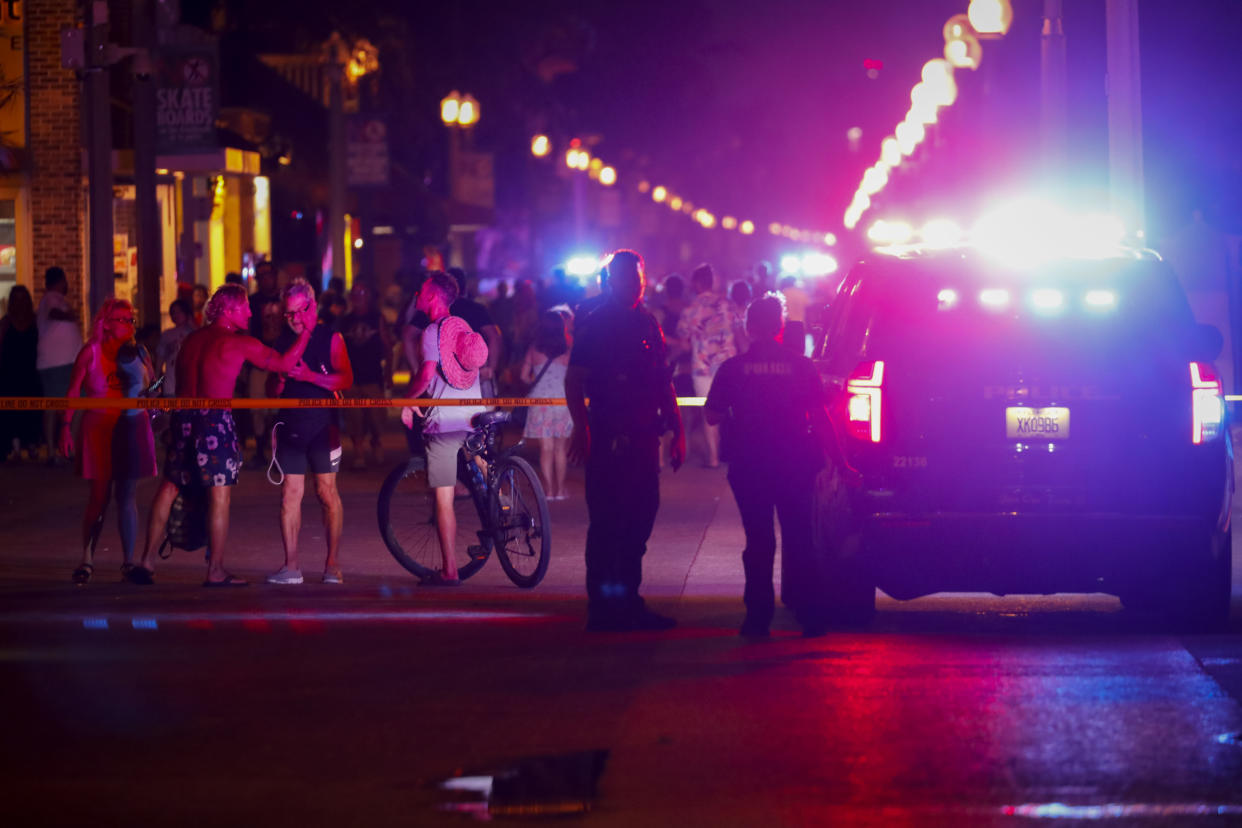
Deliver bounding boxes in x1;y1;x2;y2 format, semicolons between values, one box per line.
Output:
0;425;755;606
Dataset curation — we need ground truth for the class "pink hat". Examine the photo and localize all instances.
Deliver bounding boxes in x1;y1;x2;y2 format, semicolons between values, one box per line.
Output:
439;315;489;389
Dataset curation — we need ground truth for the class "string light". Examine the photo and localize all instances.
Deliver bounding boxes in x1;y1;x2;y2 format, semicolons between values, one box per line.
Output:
843;5;1010;232
541;136;839;245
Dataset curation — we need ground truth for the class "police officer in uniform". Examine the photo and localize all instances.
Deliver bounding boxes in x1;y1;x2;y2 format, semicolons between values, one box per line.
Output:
567;250;685;631
705;292;832;637
265;279;354;585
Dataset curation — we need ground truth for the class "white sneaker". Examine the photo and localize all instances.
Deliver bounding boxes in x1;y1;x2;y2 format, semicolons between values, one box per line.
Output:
265;566;304;585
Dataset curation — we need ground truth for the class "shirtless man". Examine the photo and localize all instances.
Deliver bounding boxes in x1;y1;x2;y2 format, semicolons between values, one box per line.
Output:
129;284;315;586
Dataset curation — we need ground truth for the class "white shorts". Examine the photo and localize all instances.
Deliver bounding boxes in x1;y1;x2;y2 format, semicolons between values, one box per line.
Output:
424;431;469;488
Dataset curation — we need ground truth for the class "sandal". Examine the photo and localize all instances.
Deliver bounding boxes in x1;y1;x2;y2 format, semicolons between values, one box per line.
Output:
72;563;94;585
202;573;249;588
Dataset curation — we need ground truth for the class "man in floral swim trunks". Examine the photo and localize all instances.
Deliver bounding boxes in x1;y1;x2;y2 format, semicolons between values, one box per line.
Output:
130;284;315;586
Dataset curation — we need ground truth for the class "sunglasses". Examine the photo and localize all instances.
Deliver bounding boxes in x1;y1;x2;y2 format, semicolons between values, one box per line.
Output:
283;304;311;319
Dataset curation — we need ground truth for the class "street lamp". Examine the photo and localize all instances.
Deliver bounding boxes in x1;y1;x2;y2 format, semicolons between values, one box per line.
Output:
440;90;460;125
968;0;1013;37
440;90;482;265
458;94;479;126
531;134;550;157
440;90;481;127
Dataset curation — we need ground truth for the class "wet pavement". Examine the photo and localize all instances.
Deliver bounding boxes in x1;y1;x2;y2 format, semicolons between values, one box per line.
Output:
1;427;1241;825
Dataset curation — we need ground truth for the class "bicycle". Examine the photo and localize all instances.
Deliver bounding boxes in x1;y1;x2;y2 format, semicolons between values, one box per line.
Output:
377;410;551;587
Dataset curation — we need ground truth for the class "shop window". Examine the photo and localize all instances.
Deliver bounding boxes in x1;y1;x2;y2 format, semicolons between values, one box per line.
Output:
0;199;16;315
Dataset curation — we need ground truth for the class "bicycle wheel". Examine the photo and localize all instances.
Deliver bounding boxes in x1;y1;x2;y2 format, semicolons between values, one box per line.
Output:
490;455;551;588
377;457;490;581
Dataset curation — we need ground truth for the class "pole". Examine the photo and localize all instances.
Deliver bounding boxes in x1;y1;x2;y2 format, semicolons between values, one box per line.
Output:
86;0;114;316
327;62;346;288
131;0;161;327
572;170;586;243
1040;0;1067;179
179;174;196;288
1105;0;1145;235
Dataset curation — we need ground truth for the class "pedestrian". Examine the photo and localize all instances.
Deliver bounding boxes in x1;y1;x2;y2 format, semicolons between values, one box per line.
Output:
130;284;315;586
704;293;834;637
729;280;753;354
155;299;194;395
245;297;284;467
0;285;42;460
490;280;516;353
190;284;209;327
779;275;810;356
60;299;158;584
566;249;685;631
656;273;692;394
400;270;489;586
36;266;82;463
318;276;346;325
519;310;573;500
248;260;282;338
338;281;392;469
448;268;502;395
677;263;743;468
265;279;353;585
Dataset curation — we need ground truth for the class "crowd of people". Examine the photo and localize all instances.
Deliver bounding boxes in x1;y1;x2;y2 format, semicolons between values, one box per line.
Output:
0;252;841;634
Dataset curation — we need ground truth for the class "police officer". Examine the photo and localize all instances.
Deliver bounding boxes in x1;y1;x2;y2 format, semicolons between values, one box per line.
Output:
704;292;832;637
567;250;685;631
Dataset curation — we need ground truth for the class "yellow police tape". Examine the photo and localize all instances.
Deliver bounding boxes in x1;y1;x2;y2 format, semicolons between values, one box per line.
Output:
0;396;708;410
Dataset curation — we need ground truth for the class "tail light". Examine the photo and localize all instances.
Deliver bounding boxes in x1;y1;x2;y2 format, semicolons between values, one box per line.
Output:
846;360;885;442
1191;362;1224;444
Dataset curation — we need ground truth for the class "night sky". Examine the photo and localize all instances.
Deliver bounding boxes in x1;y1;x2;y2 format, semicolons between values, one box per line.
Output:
197;0;1242;244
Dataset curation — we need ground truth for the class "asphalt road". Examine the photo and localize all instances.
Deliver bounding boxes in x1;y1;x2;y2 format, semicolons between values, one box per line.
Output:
2;430;1241;826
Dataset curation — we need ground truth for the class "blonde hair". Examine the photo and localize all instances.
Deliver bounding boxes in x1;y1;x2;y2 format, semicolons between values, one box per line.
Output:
91;298;135;344
204;284;248;324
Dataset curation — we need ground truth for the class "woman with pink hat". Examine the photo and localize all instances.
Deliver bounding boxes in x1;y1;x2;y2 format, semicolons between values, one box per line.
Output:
402;271;489;585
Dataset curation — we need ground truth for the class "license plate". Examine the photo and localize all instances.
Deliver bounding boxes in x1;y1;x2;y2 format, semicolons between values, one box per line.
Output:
1005;406;1070;440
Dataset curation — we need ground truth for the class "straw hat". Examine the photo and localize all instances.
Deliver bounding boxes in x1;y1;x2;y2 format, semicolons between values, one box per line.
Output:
438;315;488;389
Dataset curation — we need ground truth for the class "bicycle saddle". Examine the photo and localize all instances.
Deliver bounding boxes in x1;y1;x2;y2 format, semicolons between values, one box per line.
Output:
473;410;511;429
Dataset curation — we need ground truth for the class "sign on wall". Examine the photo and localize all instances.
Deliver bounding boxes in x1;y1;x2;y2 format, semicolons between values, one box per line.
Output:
0;0;24;168
155;45;219;154
346;116;389;187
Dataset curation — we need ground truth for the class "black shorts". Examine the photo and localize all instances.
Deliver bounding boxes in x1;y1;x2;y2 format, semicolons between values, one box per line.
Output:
275;421;342;476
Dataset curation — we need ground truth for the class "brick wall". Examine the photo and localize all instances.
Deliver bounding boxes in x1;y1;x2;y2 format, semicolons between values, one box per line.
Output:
26;0;85;319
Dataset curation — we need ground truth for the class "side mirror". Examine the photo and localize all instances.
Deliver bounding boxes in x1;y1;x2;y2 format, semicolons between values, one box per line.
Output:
1195;323;1224;362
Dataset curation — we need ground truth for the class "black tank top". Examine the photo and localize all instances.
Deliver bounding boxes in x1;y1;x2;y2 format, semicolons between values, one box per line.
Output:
275;323;338;432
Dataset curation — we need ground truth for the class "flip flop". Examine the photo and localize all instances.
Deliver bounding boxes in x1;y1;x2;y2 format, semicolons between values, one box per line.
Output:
72;563;93;585
202;574;249;588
